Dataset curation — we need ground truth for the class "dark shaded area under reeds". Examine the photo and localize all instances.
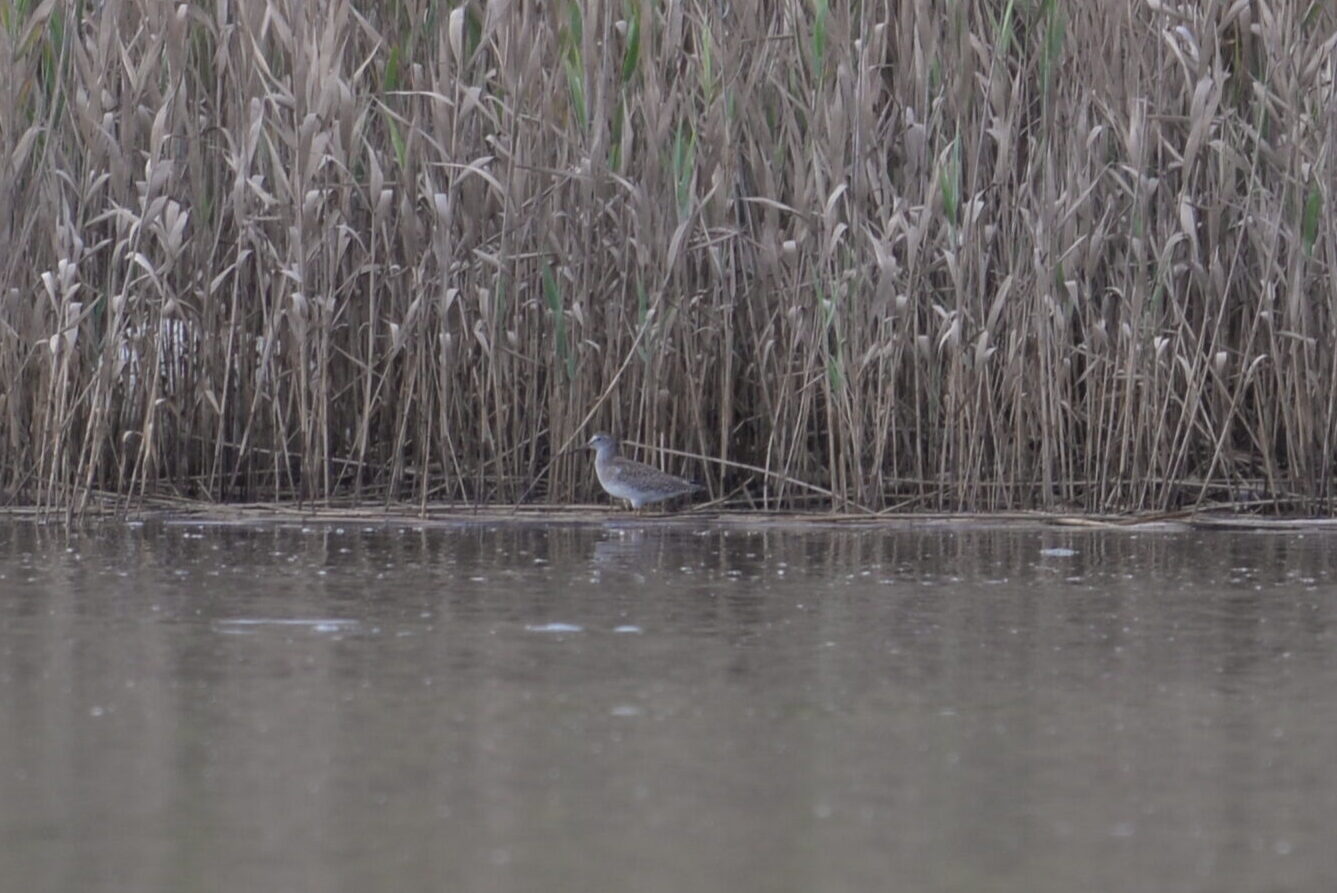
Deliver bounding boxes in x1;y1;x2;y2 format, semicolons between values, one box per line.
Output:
2;0;1336;513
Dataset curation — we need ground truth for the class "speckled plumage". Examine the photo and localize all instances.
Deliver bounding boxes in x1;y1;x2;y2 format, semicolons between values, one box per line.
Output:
587;433;702;509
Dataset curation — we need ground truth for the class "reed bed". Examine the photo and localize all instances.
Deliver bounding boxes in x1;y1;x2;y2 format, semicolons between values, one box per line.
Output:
1;0;1335;513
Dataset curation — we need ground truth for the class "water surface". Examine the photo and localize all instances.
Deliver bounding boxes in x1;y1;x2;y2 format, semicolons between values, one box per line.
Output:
1;520;1334;892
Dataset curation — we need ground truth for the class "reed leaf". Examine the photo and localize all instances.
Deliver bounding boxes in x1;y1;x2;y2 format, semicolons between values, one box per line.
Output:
541;263;575;383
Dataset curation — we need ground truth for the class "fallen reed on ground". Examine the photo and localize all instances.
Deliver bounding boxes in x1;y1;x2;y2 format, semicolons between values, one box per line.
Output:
1;0;1335;513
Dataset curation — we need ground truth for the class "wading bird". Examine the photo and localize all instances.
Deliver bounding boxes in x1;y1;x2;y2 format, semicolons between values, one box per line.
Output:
587;433;703;510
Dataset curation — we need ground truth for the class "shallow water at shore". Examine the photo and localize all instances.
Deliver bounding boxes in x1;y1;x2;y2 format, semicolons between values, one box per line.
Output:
1;519;1335;892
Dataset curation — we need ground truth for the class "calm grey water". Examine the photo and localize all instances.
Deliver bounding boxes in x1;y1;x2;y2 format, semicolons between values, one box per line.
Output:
1;519;1335;892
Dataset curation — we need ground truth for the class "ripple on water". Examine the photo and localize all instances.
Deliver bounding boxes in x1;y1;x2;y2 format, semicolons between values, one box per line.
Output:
213;618;360;635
